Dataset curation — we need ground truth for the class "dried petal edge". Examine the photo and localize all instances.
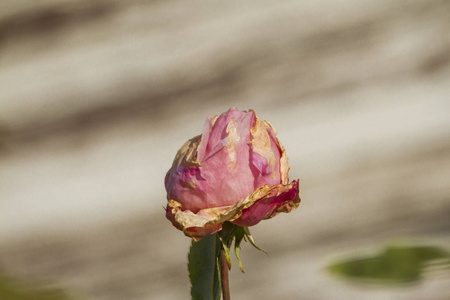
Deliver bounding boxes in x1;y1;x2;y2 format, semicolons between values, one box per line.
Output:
166;180;300;241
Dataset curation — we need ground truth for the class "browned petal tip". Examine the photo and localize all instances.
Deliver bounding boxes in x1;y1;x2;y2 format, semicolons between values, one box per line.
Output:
166;180;301;240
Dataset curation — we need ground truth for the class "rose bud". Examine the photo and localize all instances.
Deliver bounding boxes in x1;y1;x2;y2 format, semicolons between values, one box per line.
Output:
165;107;300;240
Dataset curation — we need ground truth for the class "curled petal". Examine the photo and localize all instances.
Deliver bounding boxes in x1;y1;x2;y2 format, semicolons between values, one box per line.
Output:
165;180;300;241
264;120;290;185
232;180;300;227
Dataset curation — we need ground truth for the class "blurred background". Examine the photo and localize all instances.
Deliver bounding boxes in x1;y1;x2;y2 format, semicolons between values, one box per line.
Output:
1;0;450;299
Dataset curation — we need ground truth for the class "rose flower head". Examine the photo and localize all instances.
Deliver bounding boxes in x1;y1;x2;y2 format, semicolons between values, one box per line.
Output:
165;108;300;240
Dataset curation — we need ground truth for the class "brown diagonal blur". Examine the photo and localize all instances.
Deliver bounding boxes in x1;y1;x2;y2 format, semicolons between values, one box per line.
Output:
1;0;449;299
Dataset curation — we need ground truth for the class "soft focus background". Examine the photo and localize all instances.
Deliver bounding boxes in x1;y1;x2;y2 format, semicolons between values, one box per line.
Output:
1;0;450;299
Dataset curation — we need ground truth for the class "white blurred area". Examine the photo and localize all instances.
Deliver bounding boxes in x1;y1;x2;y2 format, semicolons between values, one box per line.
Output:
0;0;450;299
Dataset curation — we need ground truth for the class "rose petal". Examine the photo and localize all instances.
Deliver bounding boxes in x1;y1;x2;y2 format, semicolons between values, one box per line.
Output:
165;180;300;240
249;117;282;188
264;120;290;185
197;115;218;162
165;200;230;241
184;225;223;241
195;108;257;209
232;180;300;227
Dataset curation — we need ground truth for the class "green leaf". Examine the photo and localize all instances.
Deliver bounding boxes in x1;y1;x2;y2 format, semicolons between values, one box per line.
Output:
327;244;450;285
218;222;236;270
244;227;267;255
188;234;221;300
234;226;246;273
218;237;232;270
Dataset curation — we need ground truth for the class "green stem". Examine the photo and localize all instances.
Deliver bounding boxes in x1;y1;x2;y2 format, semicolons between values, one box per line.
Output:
220;249;231;300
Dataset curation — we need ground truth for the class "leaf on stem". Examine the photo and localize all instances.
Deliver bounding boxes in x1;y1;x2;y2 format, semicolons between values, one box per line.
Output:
244;227;267;255
188;234;221;300
234;226;246;273
218;236;232;270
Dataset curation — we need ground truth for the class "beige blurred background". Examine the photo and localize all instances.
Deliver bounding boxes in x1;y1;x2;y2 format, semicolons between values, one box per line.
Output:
1;0;450;299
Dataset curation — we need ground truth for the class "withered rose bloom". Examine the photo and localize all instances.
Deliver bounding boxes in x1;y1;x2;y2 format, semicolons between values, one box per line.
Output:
165;108;300;240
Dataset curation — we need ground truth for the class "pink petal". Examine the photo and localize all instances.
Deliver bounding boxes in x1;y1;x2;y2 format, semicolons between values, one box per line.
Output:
249;119;282;189
184;225;223;241
196;108;257;208
232;180;300;227
166;166;207;213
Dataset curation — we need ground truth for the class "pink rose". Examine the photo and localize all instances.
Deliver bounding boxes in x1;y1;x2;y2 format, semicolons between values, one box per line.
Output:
165;108;300;240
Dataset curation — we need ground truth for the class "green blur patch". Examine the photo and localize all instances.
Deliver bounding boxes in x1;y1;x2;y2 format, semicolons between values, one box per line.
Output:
328;245;450;285
0;275;79;300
